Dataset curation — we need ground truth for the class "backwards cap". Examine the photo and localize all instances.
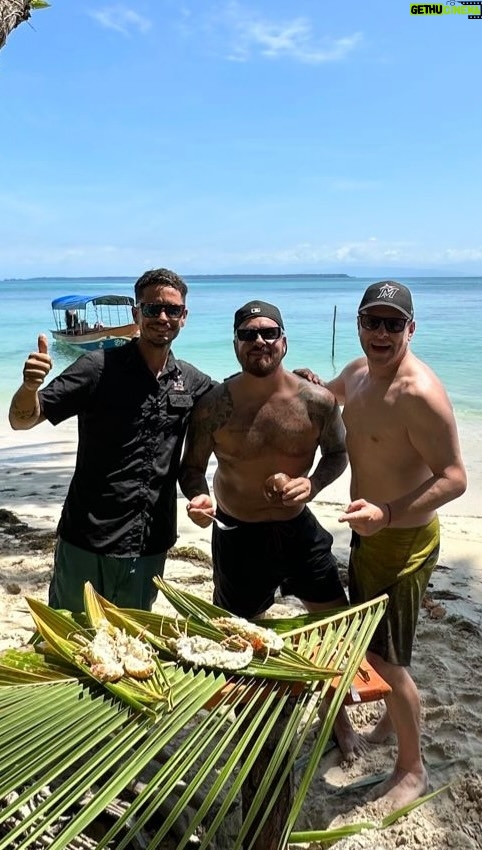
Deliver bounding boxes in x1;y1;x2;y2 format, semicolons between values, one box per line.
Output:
233;300;284;331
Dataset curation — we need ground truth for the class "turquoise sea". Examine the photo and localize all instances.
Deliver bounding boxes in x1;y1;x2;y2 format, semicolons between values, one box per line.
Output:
1;275;481;426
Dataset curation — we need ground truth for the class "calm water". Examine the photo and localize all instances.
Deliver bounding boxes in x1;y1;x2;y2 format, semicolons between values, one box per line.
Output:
1;275;481;424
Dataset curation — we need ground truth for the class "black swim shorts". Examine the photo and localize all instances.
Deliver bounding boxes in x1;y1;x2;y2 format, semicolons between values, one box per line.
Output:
212;506;345;618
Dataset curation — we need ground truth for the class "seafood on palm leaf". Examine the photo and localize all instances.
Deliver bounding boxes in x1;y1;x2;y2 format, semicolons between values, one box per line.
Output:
76;619;156;681
212;616;284;656
164;611;286;671
167;634;254;671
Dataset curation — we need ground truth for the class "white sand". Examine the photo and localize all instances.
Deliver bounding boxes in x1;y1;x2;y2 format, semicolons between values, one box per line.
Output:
0;417;481;849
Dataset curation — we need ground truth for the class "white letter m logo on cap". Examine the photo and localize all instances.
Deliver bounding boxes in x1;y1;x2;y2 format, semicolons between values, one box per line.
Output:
378;284;399;300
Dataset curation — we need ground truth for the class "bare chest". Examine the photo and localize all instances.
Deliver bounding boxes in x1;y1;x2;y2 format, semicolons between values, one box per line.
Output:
217;399;318;458
343;380;408;449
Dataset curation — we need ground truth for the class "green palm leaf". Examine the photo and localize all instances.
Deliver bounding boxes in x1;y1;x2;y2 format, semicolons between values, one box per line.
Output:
26;596;171;712
289;783;452;844
0;584;388;849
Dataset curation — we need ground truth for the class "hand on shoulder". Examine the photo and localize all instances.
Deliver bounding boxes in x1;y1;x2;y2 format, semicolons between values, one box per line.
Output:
292;367;325;386
297;376;338;411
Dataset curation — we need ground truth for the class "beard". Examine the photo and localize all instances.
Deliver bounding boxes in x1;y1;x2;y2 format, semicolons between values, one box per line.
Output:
239;347;283;377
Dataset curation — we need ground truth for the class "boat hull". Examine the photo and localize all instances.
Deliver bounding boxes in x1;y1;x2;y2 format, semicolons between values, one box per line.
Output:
51;323;139;351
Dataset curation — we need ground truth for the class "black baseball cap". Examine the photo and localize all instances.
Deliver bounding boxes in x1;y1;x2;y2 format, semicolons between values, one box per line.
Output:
358;281;414;320
233;300;284;331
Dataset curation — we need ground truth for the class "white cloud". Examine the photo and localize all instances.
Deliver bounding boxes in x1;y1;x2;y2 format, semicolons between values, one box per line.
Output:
212;2;362;64
441;248;482;262
89;6;152;36
2;238;482;278
186;239;410;267
174;238;482;269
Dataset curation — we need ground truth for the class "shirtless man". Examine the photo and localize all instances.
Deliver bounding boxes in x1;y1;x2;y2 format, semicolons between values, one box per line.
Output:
178;299;362;755
323;280;467;809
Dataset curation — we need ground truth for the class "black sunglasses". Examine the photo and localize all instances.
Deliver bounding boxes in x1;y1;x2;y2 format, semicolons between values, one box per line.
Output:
358;314;409;333
138;302;185;319
235;326;283;342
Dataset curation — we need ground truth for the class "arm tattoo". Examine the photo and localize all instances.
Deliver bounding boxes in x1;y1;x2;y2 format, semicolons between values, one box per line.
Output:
298;383;348;494
191;383;234;437
9;387;42;428
178;384;233;499
11;400;38;420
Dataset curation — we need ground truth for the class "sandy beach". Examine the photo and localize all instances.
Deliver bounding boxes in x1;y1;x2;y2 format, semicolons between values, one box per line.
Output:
0;417;481;849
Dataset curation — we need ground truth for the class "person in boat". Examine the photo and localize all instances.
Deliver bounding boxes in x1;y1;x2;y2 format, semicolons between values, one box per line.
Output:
65;309;79;334
301;281;467;809
9;268;215;613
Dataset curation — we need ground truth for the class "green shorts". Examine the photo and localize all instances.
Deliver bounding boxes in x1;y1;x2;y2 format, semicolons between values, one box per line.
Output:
348;516;440;666
49;538;167;613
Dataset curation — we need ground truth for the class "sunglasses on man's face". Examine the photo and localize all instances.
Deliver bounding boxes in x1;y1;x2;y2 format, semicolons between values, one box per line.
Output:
235;326;283;342
358;314;409;333
137;302;185;319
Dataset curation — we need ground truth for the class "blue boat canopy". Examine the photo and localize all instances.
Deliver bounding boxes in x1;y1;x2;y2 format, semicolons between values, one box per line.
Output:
52;294;135;310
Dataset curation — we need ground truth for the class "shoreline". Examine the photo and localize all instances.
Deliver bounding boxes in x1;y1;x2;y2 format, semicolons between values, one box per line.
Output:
1;414;480;521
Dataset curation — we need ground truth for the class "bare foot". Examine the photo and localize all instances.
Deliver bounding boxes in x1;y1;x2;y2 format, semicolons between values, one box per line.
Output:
371;766;429;810
365;709;395;744
332;711;370;763
318;701;369;763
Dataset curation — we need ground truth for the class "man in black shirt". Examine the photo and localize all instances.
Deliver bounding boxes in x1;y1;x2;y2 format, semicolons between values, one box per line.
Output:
9;268;214;612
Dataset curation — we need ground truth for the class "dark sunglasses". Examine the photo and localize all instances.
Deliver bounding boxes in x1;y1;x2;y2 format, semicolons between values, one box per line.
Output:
358;314;409;333
137;302;185;319
235;326;283;342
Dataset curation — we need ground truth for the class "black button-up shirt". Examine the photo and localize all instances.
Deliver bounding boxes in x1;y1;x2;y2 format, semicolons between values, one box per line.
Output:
39;341;215;556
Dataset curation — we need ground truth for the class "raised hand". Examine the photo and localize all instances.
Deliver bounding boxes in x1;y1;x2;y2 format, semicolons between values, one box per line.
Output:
22;334;53;391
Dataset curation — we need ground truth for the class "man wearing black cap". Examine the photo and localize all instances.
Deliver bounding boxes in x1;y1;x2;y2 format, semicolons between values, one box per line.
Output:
179;298;365;757
317;280;467;808
179;298;348;587
179;298;348;612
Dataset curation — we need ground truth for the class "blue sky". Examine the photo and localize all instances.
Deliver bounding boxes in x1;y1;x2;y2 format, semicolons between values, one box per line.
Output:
1;1;481;277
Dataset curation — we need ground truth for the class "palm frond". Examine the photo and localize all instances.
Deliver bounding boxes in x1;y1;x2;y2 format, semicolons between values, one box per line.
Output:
26;596;171;712
289;821;378;845
0;583;388;850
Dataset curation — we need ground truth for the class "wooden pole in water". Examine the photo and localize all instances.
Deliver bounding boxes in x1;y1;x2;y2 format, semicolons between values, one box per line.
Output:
331;305;337;361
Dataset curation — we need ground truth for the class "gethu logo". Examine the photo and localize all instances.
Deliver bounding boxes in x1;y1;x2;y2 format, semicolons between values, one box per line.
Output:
410;2;482;15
